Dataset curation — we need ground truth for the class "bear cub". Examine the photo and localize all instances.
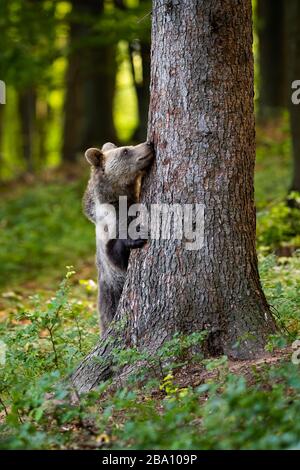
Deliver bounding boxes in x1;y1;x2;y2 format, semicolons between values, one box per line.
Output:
83;141;154;335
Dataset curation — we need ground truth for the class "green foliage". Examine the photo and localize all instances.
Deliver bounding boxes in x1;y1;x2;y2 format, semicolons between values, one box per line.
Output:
195;366;300;450
0;268;98;449
257;195;300;250
103;364;300;450
114;41;139;142
111;331;207;386
0;0;151;89
259;253;300;335
0;256;298;449
0;0;151;180
0;179;94;287
0;0;57;88
0;260;299;450
255;115;292;207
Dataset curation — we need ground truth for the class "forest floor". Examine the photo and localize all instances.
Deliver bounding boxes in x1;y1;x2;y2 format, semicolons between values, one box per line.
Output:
172;347;294;389
0;122;300;449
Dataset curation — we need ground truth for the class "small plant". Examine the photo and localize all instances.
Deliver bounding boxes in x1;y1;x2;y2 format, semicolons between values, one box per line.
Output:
0;268;98;448
159;372;188;399
257;195;300;251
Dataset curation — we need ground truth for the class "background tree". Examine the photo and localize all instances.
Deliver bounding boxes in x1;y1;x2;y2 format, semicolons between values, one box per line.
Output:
287;0;300;193
0;105;4;179
257;0;288;120
0;0;56;175
256;0;300;195
62;0;117;163
0;0;152;179
72;0;277;393
130;0;151;142
18;87;37;173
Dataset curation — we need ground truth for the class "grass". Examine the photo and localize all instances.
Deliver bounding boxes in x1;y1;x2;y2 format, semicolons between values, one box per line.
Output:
0;175;95;290
255;114;292;207
0;120;299;449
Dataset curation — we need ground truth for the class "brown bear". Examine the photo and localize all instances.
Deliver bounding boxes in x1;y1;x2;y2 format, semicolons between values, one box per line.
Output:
83;141;154;335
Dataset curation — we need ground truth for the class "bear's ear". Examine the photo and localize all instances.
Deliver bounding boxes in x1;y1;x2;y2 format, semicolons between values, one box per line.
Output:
85;148;103;167
102;142;117;152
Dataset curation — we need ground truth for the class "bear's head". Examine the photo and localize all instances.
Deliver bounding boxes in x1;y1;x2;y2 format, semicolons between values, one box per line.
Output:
85;142;154;188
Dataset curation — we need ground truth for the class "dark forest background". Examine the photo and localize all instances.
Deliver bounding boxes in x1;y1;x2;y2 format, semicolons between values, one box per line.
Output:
0;0;152;180
0;0;299;191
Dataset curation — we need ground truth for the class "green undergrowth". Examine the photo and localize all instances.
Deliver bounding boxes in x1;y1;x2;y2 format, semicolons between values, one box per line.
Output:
0;122;299;449
0;179;94;289
0;254;299;450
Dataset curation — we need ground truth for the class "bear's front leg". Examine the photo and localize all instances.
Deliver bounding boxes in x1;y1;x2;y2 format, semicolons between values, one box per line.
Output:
106;238;147;271
124;238;147;249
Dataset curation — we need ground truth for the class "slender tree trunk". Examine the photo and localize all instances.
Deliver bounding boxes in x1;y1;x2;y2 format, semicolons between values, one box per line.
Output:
131;40;151;142
18;87;36;173
72;0;276;394
35;96;49;171
80;43;117;150
287;0;300;193
131;0;151;141
118;0;151;142
0;105;4;180
257;0;287;120
114;0;126;9
62;0;116;163
62;44;84;163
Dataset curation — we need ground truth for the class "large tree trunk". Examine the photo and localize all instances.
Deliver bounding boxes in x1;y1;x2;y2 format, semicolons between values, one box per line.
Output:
257;0;287;120
288;0;300;193
72;0;276;394
62;0;116;163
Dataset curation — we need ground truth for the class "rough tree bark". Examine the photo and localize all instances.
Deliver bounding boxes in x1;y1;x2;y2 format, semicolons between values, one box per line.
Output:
72;0;277;393
257;0;288;120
